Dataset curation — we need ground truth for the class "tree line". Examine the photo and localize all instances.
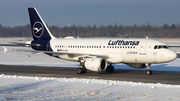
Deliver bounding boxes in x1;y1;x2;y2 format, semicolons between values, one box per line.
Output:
0;23;180;38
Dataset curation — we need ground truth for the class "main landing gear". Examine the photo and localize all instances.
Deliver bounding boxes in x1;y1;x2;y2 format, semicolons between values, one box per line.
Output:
106;64;114;72
76;64;115;74
145;63;152;75
76;67;87;74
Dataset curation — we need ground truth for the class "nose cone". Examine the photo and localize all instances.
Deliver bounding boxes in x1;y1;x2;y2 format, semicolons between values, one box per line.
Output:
166;50;177;62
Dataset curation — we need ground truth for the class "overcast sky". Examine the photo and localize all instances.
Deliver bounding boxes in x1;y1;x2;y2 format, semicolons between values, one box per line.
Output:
0;0;180;27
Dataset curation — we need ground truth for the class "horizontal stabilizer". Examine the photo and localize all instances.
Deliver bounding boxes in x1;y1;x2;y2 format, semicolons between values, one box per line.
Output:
3;46;8;53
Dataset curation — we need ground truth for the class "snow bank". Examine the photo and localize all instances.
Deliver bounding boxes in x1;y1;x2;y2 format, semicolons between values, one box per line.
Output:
0;74;180;101
0;74;179;88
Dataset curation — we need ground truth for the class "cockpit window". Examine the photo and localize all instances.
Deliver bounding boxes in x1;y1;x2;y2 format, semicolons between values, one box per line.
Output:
158;45;162;49
163;45;168;49
154;45;168;49
154;45;158;49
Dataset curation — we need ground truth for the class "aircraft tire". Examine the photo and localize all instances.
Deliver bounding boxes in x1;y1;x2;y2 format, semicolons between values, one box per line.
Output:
82;67;87;73
76;68;84;74
106;66;114;72
146;70;152;75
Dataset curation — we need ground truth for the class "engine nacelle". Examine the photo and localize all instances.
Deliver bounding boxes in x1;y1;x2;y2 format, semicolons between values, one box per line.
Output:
84;58;107;72
127;63;146;69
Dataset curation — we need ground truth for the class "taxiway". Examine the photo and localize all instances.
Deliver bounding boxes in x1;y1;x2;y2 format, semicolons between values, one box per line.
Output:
0;64;179;85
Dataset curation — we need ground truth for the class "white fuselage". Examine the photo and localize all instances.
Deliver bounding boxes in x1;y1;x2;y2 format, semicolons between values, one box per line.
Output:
49;38;177;64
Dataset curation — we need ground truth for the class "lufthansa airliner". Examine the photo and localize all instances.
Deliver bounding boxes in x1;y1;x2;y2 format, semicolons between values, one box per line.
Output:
3;7;177;75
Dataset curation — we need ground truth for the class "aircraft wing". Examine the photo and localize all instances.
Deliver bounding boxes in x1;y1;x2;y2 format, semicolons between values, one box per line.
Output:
168;46;180;47
176;52;180;58
0;42;40;47
8;42;41;46
168;45;180;58
3;47;110;59
50;51;109;59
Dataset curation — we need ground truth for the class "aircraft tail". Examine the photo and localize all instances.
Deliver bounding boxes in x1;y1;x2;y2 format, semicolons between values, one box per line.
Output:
28;7;55;41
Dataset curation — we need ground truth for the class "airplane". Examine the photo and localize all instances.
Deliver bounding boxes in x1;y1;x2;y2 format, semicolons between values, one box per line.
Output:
2;7;177;75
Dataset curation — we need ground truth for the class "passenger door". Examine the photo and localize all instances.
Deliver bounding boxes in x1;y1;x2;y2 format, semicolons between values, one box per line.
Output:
139;42;147;55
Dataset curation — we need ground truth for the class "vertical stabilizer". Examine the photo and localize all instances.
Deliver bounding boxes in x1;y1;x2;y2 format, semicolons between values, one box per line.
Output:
28;7;55;40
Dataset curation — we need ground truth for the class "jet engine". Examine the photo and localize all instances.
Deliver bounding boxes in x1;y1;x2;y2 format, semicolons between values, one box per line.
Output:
127;63;146;69
84;58;107;72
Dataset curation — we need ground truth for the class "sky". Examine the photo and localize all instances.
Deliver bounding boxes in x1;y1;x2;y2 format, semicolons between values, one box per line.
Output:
0;0;180;27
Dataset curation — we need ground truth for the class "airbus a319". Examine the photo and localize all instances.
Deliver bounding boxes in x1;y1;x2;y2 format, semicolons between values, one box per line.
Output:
3;7;177;75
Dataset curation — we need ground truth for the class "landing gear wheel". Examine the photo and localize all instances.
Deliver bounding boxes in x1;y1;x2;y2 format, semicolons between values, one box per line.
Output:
77;67;87;74
106;66;114;72
82;67;87;73
76;68;84;74
146;70;152;75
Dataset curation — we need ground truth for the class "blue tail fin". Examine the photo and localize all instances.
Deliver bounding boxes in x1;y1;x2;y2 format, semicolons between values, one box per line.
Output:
28;7;55;41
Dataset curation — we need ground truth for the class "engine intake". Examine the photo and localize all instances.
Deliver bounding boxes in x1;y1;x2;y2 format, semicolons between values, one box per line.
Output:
84;58;107;72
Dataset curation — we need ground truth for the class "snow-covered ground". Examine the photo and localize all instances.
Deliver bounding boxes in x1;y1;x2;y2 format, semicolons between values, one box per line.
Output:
0;74;180;101
0;38;180;100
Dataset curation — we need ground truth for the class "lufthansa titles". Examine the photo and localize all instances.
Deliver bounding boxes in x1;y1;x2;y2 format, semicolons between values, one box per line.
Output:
108;40;139;46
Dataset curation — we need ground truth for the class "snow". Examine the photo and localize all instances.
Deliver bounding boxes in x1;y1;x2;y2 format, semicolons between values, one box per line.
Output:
0;74;180;101
0;38;180;100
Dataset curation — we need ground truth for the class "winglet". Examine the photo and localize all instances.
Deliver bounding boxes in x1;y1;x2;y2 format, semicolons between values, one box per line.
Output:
3;46;8;53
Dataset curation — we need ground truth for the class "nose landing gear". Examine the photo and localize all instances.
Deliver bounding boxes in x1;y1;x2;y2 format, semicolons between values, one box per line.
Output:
146;63;152;75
